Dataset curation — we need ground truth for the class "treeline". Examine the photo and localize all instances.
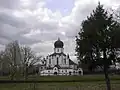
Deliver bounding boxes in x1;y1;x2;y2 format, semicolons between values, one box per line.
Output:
0;40;42;80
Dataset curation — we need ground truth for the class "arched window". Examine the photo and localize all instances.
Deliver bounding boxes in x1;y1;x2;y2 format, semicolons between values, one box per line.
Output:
66;70;67;72
49;59;51;64
54;72;57;75
57;57;59;65
73;71;75;74
78;71;81;75
57;49;59;52
69;72;71;75
64;58;66;64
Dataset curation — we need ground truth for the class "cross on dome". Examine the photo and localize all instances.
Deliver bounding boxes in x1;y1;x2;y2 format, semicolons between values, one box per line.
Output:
58;37;60;41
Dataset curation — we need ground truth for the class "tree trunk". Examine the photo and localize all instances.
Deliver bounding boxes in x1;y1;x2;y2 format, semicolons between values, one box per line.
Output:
24;67;28;80
104;66;111;90
10;74;14;80
10;66;15;80
103;48;111;90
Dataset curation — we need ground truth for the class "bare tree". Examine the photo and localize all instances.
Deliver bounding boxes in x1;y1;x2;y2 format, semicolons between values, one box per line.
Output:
20;46;41;80
0;51;6;76
4;40;21;80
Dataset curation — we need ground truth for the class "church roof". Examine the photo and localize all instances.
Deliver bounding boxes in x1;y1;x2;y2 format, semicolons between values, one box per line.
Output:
54;38;64;48
69;59;78;65
49;52;66;56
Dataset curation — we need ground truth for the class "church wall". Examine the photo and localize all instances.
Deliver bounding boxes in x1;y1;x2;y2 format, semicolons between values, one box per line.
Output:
40;68;83;76
50;56;52;66
60;55;67;67
52;56;55;67
70;65;73;68
46;49;69;68
40;39;83;76
59;56;69;67
40;70;53;76
47;55;61;67
66;56;69;66
50;55;65;67
55;48;63;53
46;58;49;67
70;65;78;69
46;56;51;67
46;56;55;67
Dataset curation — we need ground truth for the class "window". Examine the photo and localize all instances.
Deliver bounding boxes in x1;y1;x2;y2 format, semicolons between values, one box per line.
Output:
64;58;66;64
69;72;71;75
49;59;51;64
66;70;67;72
57;49;59;52
57;57;59;65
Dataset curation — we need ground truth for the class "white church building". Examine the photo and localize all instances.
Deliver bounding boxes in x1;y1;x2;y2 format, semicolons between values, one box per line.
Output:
40;38;83;76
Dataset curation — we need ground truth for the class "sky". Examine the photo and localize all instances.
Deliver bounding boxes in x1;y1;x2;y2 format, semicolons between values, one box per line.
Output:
0;0;120;63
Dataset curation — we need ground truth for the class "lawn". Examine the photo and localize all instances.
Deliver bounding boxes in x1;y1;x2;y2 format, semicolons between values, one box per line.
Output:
0;81;120;90
0;75;120;90
0;74;120;81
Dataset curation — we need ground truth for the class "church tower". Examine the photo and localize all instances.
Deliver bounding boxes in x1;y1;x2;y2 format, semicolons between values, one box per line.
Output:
46;38;69;68
54;38;64;53
40;38;83;76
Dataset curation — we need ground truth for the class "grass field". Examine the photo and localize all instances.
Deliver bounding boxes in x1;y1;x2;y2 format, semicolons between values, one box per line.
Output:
0;81;120;90
0;75;120;90
0;74;120;81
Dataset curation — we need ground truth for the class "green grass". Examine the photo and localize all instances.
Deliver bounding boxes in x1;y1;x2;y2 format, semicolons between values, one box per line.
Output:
0;81;120;90
1;74;120;81
19;75;120;81
0;75;120;90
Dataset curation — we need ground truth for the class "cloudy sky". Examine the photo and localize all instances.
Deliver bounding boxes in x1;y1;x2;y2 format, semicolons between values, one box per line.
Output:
0;0;120;62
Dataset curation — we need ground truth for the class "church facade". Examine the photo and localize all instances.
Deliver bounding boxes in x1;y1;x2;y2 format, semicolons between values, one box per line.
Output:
40;38;83;76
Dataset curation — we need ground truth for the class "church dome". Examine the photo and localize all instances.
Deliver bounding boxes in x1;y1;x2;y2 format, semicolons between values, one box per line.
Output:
54;38;64;48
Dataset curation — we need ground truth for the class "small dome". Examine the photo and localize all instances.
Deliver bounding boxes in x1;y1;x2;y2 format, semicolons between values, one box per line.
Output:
54;38;64;48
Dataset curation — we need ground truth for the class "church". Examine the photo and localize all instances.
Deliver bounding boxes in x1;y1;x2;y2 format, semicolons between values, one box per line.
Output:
40;38;83;76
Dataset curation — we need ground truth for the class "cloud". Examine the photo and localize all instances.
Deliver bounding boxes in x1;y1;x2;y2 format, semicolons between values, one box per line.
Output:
0;0;119;62
0;0;20;9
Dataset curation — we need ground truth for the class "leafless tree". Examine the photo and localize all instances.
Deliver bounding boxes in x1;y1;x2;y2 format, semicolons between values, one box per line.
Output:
4;40;21;80
0;51;6;76
20;46;41;80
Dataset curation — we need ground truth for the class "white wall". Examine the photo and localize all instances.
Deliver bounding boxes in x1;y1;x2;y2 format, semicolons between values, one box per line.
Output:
40;67;83;76
54;48;64;53
46;54;70;68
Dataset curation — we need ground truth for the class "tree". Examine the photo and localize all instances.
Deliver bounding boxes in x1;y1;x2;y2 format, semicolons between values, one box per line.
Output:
0;51;4;70
109;8;120;64
76;2;120;90
20;46;41;80
0;51;8;76
4;40;21;80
